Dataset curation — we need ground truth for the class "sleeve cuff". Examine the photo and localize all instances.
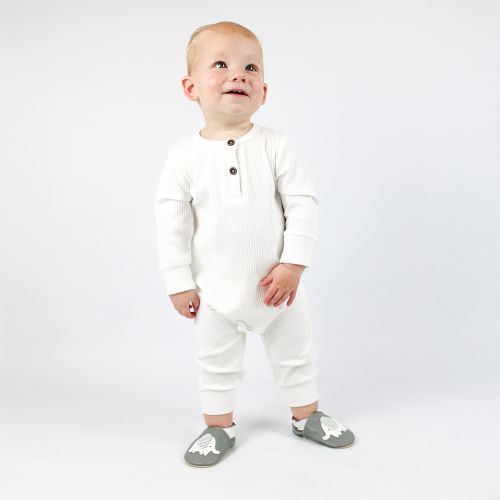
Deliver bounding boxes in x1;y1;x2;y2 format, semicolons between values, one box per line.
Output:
162;265;196;295
279;235;316;267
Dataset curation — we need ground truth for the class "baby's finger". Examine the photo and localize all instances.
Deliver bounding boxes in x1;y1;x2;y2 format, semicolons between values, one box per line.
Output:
189;299;199;312
264;288;278;305
178;304;195;318
260;275;272;286
273;292;288;306
269;290;285;306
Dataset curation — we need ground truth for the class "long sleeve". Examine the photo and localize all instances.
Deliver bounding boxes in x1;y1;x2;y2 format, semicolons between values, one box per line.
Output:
154;146;196;295
275;135;319;267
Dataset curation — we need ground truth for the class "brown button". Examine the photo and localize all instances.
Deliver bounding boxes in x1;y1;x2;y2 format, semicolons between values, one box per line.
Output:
227;139;235;146
229;167;237;175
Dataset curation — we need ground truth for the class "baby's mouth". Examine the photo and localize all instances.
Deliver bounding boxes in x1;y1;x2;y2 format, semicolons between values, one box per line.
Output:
224;90;249;97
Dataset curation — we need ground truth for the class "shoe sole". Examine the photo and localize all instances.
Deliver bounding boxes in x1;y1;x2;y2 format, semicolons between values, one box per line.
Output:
293;430;356;448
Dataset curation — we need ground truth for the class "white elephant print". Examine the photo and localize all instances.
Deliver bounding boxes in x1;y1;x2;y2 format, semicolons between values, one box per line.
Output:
320;416;348;440
188;432;221;456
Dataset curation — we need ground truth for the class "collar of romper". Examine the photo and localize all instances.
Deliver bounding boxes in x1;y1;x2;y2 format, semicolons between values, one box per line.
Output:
193;122;259;146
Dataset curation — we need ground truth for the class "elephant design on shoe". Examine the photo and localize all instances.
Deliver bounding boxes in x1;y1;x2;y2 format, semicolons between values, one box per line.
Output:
320;416;348;440
188;432;221;456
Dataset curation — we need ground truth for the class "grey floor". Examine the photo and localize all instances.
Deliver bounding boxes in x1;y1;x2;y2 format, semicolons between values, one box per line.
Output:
1;346;498;500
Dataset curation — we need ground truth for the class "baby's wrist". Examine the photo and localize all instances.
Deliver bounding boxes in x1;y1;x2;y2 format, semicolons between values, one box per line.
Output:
281;262;305;273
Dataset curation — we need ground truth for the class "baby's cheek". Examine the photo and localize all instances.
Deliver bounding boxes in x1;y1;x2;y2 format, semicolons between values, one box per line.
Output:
206;76;222;91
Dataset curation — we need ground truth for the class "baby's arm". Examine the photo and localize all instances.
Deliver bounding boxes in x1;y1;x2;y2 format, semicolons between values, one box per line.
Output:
154;146;199;318
260;135;319;307
275;135;319;268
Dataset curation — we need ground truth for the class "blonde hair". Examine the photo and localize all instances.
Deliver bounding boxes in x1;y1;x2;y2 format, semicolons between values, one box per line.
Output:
186;21;264;77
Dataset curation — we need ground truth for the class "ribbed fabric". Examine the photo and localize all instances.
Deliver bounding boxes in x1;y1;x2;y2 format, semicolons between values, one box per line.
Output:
154;122;319;332
193;285;319;415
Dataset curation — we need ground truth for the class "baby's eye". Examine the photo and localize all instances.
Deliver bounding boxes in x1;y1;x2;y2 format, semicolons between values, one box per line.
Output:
213;61;258;72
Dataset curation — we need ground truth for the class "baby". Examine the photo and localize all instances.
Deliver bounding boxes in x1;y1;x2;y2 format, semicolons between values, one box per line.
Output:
155;21;355;467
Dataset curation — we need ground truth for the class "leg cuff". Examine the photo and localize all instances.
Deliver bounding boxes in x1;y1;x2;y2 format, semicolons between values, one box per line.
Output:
200;389;236;415
281;377;319;408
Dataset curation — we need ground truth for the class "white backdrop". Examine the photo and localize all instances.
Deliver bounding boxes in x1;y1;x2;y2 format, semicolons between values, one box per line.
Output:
1;1;498;499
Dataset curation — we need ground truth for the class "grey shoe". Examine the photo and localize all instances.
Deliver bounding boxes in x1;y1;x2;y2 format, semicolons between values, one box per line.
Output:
292;411;355;448
184;423;236;467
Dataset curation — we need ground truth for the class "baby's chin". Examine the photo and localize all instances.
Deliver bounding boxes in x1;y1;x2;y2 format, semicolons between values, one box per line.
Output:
202;104;260;117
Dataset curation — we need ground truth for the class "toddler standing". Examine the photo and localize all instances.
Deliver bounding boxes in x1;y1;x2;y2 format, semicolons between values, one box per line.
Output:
155;21;355;467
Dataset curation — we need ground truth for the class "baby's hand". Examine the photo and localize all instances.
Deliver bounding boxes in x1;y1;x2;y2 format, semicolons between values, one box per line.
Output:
259;263;305;307
169;289;200;319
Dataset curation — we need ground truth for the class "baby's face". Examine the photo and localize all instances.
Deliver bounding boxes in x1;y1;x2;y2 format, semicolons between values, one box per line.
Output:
183;31;268;123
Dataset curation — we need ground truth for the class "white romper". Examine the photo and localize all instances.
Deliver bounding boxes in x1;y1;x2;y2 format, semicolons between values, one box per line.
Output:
155;122;321;413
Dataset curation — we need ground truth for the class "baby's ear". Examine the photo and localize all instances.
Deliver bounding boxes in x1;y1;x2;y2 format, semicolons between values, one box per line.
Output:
181;75;198;102
261;83;268;105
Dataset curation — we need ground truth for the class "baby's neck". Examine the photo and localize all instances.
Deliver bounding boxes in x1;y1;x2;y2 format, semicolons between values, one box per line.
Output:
199;121;253;141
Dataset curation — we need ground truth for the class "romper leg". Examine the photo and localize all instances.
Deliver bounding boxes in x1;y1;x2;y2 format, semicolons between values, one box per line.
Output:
193;299;246;415
258;285;319;407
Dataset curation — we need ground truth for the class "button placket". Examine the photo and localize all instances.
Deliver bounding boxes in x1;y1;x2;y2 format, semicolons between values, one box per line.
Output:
225;139;241;199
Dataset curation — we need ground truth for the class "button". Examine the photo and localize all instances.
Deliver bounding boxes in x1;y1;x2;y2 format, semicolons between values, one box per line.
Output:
227;139;235;146
229;166;237;175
